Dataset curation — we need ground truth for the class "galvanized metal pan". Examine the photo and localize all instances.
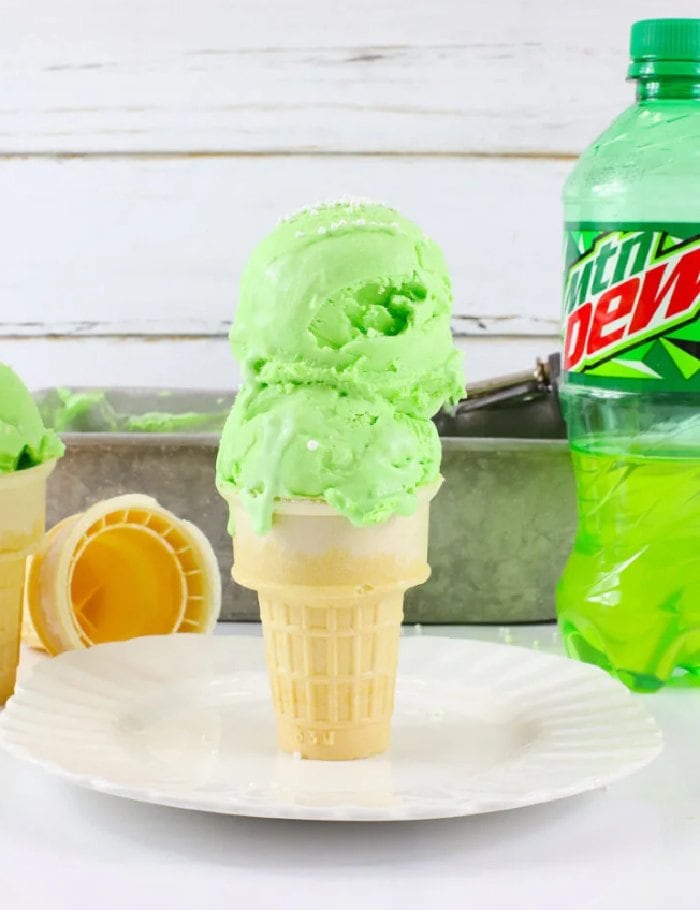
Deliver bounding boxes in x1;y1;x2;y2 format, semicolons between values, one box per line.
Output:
34;384;572;624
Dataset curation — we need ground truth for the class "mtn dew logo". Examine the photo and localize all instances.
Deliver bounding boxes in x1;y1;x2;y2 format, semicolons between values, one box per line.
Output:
563;224;700;391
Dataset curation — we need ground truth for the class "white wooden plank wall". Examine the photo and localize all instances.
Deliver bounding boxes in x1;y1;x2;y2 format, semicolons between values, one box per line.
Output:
2;0;697;390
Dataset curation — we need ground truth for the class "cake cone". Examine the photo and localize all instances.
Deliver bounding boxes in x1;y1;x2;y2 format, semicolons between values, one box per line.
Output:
0;460;55;704
25;494;221;656
227;481;440;760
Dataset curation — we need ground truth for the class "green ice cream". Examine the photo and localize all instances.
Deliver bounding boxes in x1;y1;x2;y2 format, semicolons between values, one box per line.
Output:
0;363;64;472
37;388;230;434
217;198;464;533
231;199;464;417
217;384;441;532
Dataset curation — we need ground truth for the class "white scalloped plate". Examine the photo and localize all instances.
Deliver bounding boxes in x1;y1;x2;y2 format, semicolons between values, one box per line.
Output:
0;634;662;821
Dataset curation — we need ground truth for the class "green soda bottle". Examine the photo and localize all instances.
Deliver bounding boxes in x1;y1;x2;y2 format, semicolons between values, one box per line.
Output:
556;18;700;692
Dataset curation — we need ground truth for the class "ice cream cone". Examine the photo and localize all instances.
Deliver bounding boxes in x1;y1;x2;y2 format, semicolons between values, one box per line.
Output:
25;494;221;656
0;460;55;704
227;481;440;760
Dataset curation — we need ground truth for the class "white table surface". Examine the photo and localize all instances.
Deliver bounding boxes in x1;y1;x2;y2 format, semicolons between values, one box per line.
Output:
0;623;697;910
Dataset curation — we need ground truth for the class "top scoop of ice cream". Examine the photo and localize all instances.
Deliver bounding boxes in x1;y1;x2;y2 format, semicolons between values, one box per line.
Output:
230;199;464;417
0;363;64;472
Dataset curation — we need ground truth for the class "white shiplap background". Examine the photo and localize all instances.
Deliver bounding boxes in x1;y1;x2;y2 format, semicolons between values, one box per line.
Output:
2;0;696;390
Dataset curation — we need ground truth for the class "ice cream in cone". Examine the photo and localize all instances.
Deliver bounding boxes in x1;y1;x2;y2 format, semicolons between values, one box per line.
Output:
0;363;64;703
217;199;464;759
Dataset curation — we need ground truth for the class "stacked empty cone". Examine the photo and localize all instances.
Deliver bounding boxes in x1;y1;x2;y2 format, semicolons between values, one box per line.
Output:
25;495;221;655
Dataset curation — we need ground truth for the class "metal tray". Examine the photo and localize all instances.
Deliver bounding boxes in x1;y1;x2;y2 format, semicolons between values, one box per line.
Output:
35;388;575;624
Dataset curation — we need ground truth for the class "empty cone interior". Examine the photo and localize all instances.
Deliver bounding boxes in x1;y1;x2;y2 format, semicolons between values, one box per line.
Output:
27;495;221;655
70;517;188;643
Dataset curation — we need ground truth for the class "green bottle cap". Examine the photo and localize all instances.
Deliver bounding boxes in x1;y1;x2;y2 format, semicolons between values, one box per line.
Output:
629;18;700;78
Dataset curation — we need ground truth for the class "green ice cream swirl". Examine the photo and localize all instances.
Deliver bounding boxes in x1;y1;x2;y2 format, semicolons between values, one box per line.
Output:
217;198;465;533
0;363;64;472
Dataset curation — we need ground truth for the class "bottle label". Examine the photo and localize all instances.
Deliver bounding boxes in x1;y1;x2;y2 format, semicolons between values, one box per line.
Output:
563;223;700;391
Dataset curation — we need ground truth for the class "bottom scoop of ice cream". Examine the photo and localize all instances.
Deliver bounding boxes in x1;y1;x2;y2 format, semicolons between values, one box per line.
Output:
0;364;64;472
216;385;441;534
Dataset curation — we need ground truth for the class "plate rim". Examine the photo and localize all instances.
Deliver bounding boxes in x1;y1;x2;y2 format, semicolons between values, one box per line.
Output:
0;634;664;822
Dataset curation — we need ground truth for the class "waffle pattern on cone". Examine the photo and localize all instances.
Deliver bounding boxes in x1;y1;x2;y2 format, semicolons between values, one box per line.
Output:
0;554;29;704
259;589;403;760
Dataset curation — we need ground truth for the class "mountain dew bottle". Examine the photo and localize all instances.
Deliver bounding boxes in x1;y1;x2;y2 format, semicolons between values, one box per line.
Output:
557;18;700;691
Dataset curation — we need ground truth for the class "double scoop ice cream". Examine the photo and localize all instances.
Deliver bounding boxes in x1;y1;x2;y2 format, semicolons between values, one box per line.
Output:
217;198;463;532
217;199;464;759
0;363;64;703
